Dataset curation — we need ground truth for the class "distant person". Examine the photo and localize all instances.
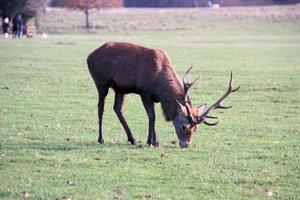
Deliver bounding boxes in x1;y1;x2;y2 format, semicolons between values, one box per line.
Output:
2;17;9;38
208;0;212;7
17;14;24;38
193;0;200;7
12;15;18;38
12;14;24;38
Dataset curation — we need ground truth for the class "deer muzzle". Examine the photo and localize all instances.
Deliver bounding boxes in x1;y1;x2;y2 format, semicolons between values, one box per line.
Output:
179;140;191;148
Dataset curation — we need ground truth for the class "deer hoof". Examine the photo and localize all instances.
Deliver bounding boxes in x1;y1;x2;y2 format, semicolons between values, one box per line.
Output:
98;138;104;144
149;142;159;147
153;142;160;147
129;138;136;145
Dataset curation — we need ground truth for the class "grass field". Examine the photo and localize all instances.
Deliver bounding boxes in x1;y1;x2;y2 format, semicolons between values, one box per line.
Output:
1;6;300;200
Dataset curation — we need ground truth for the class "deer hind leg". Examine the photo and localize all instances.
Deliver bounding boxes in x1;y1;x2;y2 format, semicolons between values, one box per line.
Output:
96;85;109;144
113;92;136;145
141;95;159;147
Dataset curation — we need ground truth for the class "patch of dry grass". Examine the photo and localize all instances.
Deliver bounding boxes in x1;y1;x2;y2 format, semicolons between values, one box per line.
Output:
39;6;300;33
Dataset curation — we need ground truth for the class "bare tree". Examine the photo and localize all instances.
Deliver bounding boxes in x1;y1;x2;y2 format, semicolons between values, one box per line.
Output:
50;0;123;29
64;0;99;29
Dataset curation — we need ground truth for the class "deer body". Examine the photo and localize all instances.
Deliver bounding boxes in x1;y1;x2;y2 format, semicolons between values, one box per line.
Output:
87;42;186;146
87;42;240;148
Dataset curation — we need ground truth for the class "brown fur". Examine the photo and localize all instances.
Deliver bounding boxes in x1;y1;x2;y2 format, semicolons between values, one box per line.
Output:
87;42;186;121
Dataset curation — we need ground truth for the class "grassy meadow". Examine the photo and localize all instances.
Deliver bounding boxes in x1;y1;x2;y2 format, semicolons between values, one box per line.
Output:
1;6;300;199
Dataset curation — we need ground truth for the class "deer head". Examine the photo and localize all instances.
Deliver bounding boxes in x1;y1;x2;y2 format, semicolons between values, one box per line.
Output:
173;67;240;148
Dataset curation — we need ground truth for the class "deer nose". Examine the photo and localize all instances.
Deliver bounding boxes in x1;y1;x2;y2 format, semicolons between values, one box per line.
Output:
179;141;191;148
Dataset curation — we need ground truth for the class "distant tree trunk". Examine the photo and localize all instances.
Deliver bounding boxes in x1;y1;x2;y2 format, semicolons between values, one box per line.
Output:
34;13;40;33
84;0;89;29
84;7;89;29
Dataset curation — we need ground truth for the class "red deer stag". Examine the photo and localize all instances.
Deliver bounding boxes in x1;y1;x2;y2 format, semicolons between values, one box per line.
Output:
87;42;240;148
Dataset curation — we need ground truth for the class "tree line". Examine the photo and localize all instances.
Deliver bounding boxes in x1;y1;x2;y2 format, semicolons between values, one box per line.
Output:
1;0;299;33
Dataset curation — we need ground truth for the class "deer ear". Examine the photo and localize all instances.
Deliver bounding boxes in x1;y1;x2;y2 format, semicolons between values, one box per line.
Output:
175;99;186;112
197;103;207;114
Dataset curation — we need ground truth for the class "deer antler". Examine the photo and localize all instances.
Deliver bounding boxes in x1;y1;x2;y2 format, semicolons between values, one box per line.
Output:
183;66;200;95
196;71;240;126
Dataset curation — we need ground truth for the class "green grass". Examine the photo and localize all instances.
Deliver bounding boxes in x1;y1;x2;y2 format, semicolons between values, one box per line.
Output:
1;6;300;200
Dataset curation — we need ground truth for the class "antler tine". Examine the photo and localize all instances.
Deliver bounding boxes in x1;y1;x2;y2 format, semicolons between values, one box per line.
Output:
229;71;233;87
204;120;219;126
229;71;241;93
190;76;200;87
215;105;232;109
195;71;240;126
215;71;240;109
183;66;193;85
232;84;241;92
183;66;200;95
206;116;218;119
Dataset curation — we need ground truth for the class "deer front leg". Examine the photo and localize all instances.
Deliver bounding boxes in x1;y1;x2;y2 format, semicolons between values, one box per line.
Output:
113;92;136;145
141;95;159;147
